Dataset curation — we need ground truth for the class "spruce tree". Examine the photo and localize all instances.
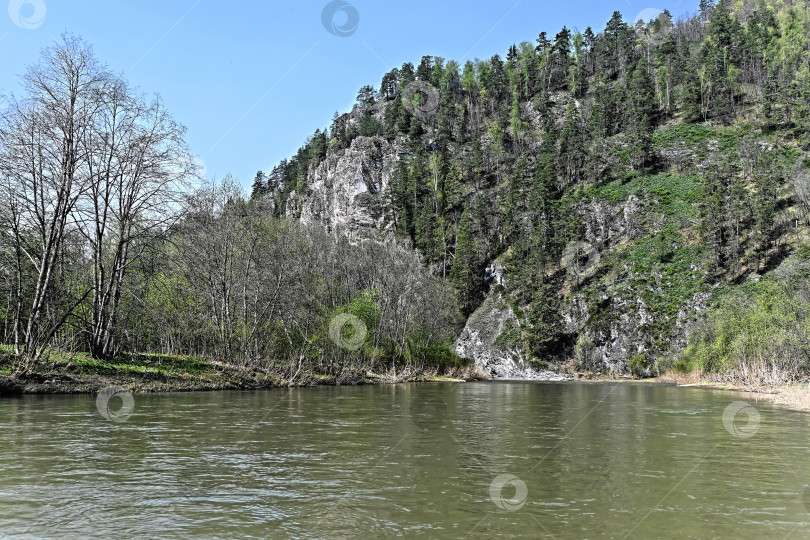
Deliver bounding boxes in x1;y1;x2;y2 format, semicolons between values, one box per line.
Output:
449;210;482;316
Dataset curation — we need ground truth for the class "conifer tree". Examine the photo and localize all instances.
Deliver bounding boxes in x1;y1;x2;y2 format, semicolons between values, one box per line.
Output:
449;210;482;316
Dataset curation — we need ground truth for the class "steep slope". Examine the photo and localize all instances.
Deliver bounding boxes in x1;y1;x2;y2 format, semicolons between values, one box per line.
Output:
255;0;810;377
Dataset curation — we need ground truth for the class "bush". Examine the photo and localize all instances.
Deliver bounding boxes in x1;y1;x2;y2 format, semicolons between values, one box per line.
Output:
673;360;692;374
629;354;649;377
681;263;810;379
529;359;549;370
420;343;470;370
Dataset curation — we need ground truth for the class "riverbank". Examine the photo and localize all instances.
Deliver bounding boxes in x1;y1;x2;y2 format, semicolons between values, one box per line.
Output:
0;350;485;396
5;351;810;415
526;369;810;412
579;370;810;412
655;371;810;412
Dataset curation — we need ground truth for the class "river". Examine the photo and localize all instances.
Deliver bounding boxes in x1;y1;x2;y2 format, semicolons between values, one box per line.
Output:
2;382;809;538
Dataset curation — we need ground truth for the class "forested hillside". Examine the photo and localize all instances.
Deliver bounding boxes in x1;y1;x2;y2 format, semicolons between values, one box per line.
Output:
254;0;810;380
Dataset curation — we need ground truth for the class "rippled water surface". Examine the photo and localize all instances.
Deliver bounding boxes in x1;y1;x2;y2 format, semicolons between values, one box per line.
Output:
2;382;810;538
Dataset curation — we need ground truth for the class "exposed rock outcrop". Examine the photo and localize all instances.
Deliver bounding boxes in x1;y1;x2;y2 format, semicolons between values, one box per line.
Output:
285;136;402;239
454;294;571;381
582;194;642;245
279;116;715;379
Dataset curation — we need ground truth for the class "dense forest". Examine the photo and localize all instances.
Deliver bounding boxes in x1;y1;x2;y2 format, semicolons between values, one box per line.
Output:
253;0;810;381
3;0;810;384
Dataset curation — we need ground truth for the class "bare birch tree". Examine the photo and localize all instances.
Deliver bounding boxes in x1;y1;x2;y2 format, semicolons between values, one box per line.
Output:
0;36;102;366
77;79;195;359
0;35;196;366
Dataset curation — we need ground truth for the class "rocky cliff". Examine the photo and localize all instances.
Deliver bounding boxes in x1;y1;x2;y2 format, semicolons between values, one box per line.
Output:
280;118;719;378
454;293;571;380
258;3;810;380
285;135;401;239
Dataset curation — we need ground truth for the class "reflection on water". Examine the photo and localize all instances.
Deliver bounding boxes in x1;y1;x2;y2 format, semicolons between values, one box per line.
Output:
2;382;810;538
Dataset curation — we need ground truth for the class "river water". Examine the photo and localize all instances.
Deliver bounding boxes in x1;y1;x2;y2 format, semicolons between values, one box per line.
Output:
2;382;810;538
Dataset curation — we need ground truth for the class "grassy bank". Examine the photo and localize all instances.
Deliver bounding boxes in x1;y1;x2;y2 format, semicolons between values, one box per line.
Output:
0;348;485;395
6;347;810;416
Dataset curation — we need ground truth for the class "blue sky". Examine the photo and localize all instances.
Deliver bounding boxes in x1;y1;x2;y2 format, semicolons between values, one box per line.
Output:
0;0;700;188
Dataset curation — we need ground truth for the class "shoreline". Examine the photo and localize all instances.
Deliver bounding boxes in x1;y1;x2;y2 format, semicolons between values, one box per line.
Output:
0;352;483;396
0;369;479;396
581;372;810;412
3;358;810;414
655;374;810;412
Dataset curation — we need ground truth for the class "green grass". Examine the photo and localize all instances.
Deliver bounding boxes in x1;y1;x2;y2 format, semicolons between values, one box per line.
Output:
0;347;218;378
652;123;742;152
580;170;708;353
626;228;705;343
585;173;702;223
0;345;14;375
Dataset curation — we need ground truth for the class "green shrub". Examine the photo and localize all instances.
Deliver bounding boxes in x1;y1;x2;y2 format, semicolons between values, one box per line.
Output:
681;265;810;377
673;360;692;374
629;354;649;377
529;359;549;370
419;342;470;370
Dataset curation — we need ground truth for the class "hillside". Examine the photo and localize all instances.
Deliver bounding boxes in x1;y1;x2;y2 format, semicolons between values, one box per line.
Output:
254;0;810;379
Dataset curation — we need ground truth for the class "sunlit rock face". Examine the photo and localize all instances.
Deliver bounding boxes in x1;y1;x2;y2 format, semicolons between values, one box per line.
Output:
282;105;720;375
286;136;403;239
454;294;571;381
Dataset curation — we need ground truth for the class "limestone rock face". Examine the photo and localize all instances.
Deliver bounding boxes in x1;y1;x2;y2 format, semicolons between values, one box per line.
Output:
561;286;710;374
454;294;571;381
285;136;402;239
582;195;641;245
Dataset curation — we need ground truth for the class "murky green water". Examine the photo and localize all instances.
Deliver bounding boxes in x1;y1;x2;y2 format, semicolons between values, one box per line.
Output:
2;382;810;538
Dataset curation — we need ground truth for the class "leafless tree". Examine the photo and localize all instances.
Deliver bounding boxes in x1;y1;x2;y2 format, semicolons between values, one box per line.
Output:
0;36;102;366
0;35;197;367
792;162;810;226
143;179;462;379
76;78;196;359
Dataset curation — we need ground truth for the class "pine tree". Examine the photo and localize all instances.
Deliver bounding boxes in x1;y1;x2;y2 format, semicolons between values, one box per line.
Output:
753;151;779;268
380;68;400;99
700;162;728;275
250;171;266;199
415;198;438;262
626;57;657;129
536;31;551;55
449;210;482;316
680;57;703;121
526;280;563;357
392;159;414;239
558;101;586;186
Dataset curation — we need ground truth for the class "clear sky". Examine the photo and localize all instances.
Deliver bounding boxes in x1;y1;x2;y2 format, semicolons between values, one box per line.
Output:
0;0;700;188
